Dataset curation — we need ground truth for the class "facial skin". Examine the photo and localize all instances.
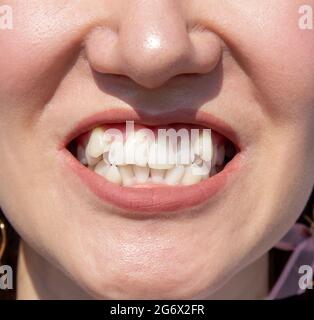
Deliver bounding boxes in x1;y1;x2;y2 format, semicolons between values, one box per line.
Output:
0;0;313;299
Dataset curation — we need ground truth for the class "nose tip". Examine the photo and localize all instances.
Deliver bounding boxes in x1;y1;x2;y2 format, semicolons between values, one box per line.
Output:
85;6;222;89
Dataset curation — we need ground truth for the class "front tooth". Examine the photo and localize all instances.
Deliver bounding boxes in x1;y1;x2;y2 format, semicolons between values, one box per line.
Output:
194;129;213;162
151;169;165;183
215;145;225;166
86;127;109;158
94;160;110;177
120;165;135;186
108;140;125;165
133;166;150;184
164;165;185;185
77;145;87;165
134;142;149;167
148;141;175;170
104;165;122;185
124;135;137;165
181;164;203;186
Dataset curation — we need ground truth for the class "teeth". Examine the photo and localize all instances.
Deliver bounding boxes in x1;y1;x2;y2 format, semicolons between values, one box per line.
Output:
134;142;150;167
79;125;232;186
86;127;111;158
193;129;213;162
86;153;102;167
181;164;203;186
124;131;151;167
150;168;165;183
133;166;150;184
124;135;137;165
94;160;110;177
164;165;185;185
191;158;211;177
119;165;135;186
148;139;176;170
104;165;122;185
108;140;126;165
177;142;194;165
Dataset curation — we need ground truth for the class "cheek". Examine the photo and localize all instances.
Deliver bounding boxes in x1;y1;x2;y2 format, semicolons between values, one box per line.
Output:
0;2;89;109
223;1;314;121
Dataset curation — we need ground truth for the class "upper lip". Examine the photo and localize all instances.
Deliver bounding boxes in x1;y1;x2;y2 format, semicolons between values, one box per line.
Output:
60;107;242;151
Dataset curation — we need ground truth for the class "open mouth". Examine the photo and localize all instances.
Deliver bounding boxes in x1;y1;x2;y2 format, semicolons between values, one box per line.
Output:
68;123;237;187
62;110;243;214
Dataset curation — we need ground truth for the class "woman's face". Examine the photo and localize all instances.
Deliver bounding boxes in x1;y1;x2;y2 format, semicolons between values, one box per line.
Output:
0;0;313;299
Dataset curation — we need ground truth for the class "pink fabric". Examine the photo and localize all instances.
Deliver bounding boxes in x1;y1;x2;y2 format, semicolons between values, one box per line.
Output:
267;223;314;300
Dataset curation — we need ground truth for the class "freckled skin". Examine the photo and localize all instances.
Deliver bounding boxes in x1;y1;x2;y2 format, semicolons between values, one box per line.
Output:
0;1;313;299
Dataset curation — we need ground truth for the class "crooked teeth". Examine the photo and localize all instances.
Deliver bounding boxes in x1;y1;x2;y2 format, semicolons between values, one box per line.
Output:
80;125;230;186
86;127;111;158
108;140;125;166
86;153;102;167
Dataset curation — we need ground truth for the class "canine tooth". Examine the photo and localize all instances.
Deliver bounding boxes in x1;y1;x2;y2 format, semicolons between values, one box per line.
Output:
120;165;135;186
94;160;110;177
86;127;108;158
86;152;101;167
104;165;122;185
216;145;225;166
108;140;125;165
181;164;203;185
77;145;87;165
164;166;185;185
151;169;165;183
133;166;150;184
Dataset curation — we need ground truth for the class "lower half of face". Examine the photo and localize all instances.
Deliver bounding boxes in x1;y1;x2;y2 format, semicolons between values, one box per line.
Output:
0;0;314;299
0;116;313;299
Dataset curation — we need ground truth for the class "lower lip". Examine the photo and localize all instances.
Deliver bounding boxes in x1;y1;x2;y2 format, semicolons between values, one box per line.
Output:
60;109;245;215
61;151;243;215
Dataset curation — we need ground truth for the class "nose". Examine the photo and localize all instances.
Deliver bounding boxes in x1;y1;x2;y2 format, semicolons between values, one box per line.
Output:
85;1;222;89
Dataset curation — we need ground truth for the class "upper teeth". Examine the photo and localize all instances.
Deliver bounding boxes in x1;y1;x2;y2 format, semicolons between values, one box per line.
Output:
79;126;227;186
